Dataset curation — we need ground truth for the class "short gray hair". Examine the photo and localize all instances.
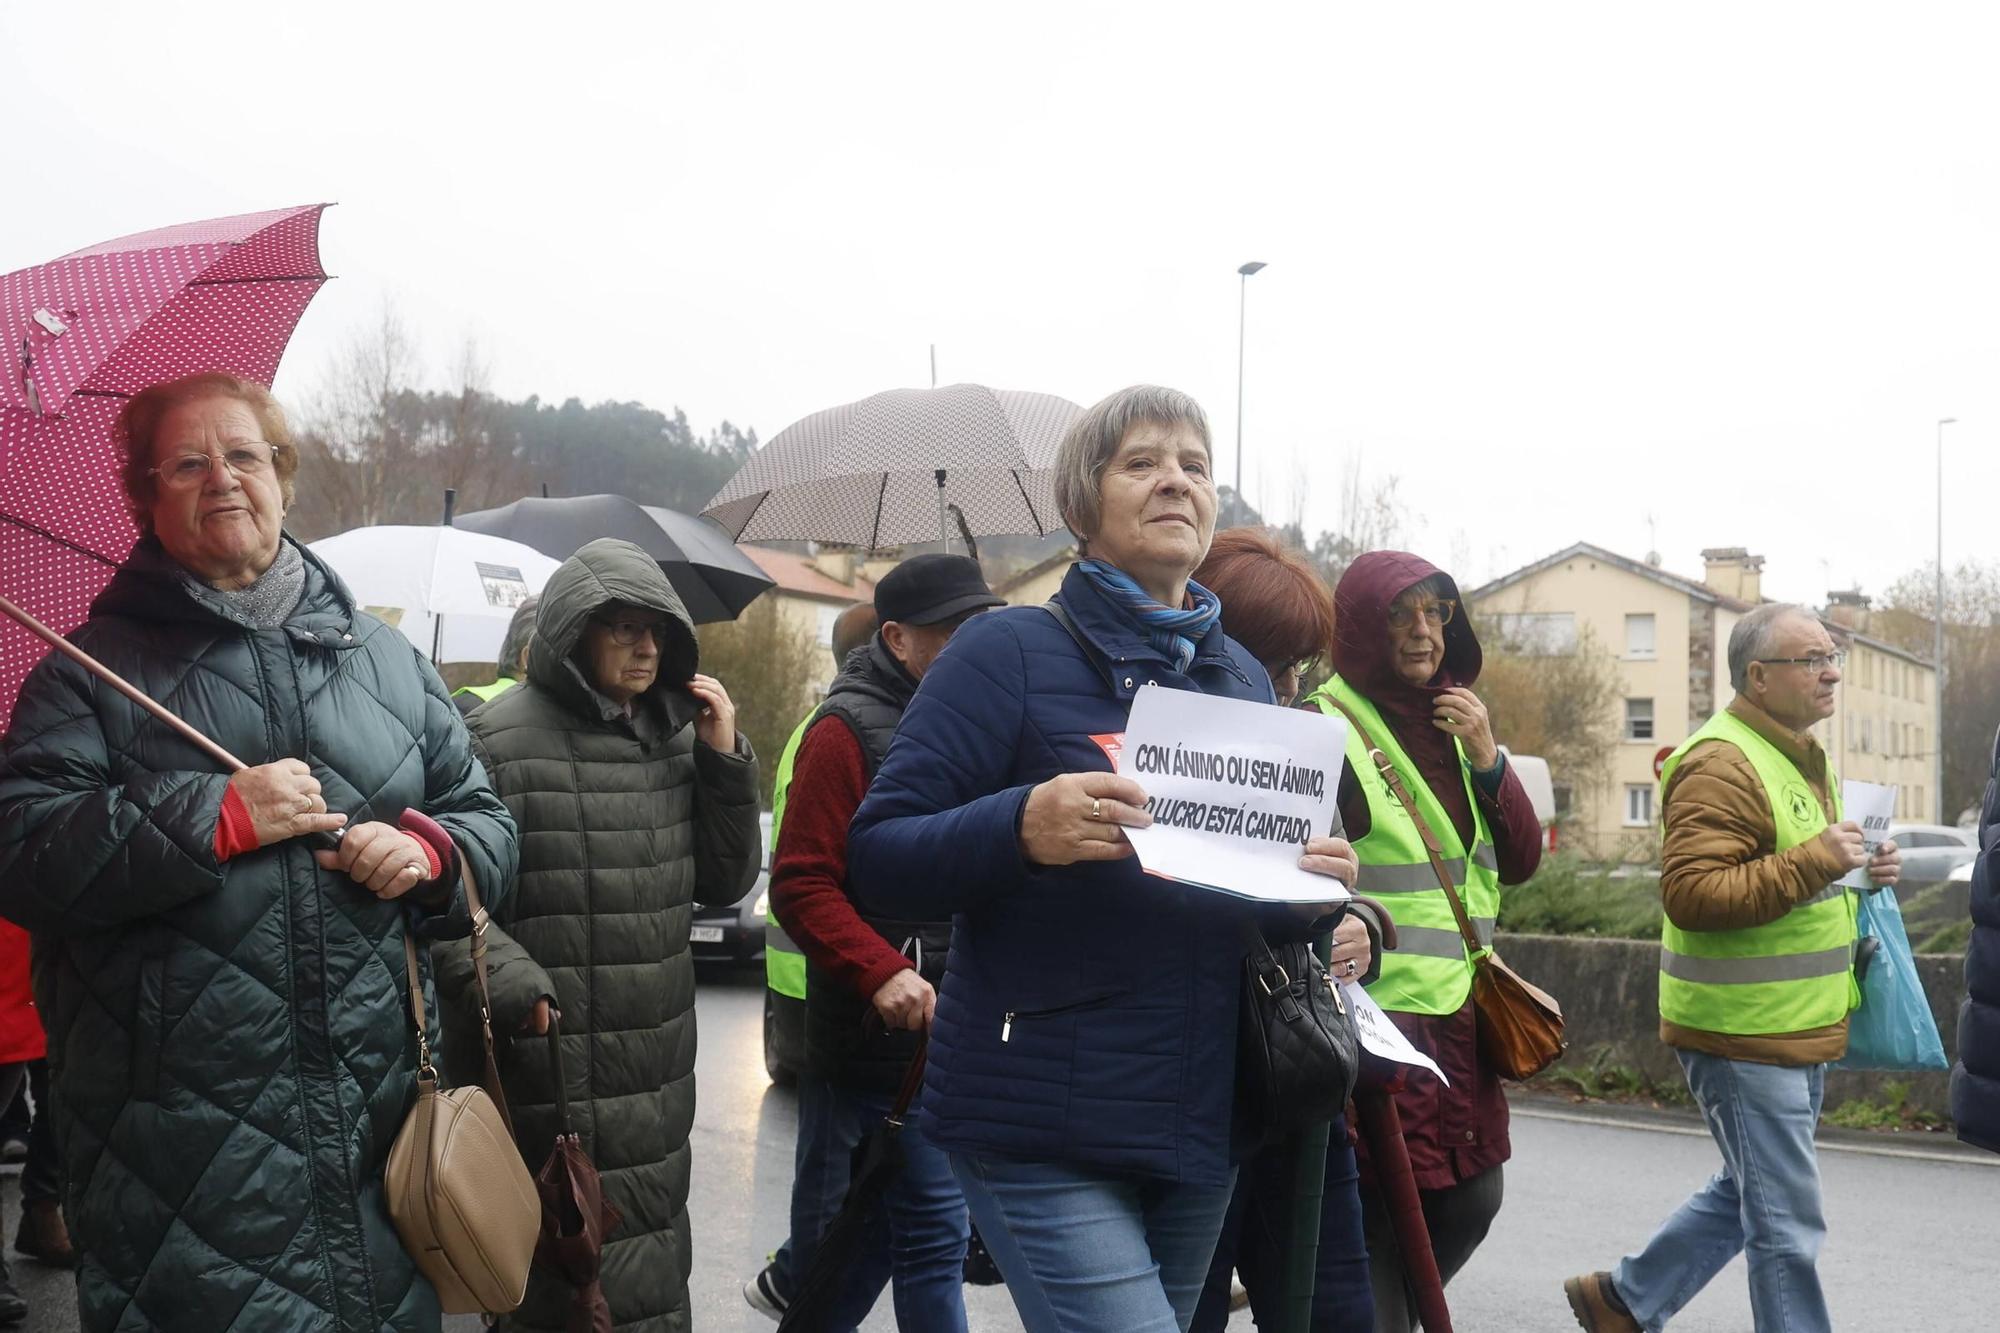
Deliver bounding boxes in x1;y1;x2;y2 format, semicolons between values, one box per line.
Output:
499;595;540;676
1054;385;1212;551
1727;602;1821;692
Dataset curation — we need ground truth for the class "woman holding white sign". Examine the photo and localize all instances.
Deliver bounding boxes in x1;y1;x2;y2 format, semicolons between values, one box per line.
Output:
849;387;1359;1333
1303;552;1546;1333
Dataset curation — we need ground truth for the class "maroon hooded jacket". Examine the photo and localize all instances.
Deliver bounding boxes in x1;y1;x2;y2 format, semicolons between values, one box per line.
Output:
1330;551;1542;1192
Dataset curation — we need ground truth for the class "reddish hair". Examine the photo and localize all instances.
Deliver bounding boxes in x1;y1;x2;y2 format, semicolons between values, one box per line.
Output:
117;372;298;535
1193;527;1335;670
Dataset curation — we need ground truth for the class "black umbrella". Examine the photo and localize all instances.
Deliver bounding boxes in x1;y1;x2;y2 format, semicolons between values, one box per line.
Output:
455;494;774;624
777;1033;928;1333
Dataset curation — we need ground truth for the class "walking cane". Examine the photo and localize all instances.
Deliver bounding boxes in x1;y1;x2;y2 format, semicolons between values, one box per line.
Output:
1354;1085;1453;1333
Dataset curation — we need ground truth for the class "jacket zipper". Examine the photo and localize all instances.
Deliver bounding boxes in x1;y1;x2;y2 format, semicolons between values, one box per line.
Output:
1001;988;1128;1042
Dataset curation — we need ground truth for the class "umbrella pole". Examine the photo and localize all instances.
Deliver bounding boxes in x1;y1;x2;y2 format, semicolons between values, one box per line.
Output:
934;469;949;553
1355;1088;1453;1333
0;591;247;772
1272;931;1337;1333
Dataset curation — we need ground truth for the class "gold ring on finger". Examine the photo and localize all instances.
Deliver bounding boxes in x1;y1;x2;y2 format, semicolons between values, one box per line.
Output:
1090;798;1102;821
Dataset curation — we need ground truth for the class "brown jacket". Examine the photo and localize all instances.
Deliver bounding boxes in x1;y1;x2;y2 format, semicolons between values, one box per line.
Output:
1658;696;1853;1065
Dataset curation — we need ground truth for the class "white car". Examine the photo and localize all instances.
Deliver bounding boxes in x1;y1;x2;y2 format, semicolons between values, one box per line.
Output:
1886;823;1978;884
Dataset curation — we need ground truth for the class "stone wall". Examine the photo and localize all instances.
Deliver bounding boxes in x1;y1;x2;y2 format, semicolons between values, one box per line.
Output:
1500;933;1965;1116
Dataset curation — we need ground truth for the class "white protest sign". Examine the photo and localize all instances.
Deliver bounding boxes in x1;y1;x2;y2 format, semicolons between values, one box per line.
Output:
1115;686;1349;904
1837;779;1898;890
1343;980;1448;1084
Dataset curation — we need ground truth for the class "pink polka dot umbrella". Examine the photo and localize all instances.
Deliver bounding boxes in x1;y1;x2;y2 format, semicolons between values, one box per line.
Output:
0;203;332;732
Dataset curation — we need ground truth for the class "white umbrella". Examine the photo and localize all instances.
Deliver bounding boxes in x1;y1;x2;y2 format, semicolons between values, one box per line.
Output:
309;525;561;664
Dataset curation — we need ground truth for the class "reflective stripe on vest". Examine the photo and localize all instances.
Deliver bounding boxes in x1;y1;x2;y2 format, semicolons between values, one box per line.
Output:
1656;710;1860;1035
763;710;815;1002
1309;676;1500;1017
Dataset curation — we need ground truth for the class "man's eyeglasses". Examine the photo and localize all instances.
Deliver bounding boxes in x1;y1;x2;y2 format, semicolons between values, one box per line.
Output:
1756;651;1846;673
1387;599;1456;631
147;442;289;490
593;616;669;647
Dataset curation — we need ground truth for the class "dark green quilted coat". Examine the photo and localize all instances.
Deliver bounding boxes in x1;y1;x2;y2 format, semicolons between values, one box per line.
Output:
438;539;760;1333
0;536;519;1333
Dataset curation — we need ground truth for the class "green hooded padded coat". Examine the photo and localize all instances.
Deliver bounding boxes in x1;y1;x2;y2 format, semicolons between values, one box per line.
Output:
0;536;519;1332
437;538;760;1333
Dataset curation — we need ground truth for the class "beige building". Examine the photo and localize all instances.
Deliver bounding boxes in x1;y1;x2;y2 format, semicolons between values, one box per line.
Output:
1468;543;1936;859
993;545;1078;608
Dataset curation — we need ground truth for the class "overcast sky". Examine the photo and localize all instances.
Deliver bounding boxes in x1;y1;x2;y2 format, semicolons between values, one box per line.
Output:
8;2;1998;603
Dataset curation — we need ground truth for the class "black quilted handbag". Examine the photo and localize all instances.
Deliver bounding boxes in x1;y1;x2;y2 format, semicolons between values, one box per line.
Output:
1236;920;1362;1140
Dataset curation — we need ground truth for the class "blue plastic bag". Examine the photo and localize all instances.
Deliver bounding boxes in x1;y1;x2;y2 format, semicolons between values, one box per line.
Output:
1834;887;1948;1072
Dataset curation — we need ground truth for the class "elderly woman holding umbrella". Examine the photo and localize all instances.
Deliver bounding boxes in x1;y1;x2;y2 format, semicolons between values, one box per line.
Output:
0;371;519;1333
849;386;1360;1333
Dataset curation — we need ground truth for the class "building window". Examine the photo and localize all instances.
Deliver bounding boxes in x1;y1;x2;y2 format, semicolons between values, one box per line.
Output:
1624;784;1655;827
1490;612;1578;655
1625;613;1656;659
1624;698;1655;741
1552;784;1574;816
1916;726;1925;762
1861;650;1874;689
1916;785;1926;821
1916;671;1926;704
814;605;841;648
1860;717;1872;753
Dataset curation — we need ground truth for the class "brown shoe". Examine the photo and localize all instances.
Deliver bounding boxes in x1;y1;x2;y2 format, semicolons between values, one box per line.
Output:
1564;1271;1640;1332
15;1199;74;1269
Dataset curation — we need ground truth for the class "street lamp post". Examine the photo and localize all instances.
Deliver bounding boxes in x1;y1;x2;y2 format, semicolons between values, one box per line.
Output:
1936;416;1956;822
1234;261;1268;511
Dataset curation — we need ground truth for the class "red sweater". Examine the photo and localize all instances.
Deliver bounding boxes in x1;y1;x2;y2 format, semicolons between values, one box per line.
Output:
769;718;913;1003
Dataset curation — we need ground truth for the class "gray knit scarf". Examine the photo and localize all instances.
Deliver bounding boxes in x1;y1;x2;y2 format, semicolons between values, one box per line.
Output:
190;540;307;629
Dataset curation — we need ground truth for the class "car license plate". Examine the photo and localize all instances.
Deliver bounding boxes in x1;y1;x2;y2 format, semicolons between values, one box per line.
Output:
690;926;724;944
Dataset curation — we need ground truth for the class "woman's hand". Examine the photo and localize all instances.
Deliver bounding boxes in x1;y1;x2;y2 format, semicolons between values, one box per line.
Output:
1328;912;1372;984
229;759;347;847
1298;835;1359;890
1018;772;1151;866
1433;686;1498;770
313;821;434;900
687;673;737;753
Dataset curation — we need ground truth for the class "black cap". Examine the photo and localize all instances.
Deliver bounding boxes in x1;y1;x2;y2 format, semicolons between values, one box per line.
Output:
874;554;1005;627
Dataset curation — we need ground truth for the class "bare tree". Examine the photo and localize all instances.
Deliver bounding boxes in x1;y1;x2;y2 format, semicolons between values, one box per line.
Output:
694;599;823;807
1476;619;1624;844
1871;560;2000;822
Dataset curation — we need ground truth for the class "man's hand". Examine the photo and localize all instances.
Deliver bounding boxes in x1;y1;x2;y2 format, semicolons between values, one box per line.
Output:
313;821;433;900
522;998;554;1036
870;968;936;1032
1019;772;1151;866
1866;837;1902;888
1328;911;1374;984
1818;820;1869;872
687;673;737;753
230;759;346;847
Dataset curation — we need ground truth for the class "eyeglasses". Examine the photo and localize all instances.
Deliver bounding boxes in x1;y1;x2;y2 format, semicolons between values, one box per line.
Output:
593;616;669;647
1267;655;1321;681
1387;599;1457;631
147;442;288;490
1756;651;1846;673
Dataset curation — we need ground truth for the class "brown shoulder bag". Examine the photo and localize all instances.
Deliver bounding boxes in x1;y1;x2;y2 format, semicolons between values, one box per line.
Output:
385;875;541;1315
1328;700;1567;1081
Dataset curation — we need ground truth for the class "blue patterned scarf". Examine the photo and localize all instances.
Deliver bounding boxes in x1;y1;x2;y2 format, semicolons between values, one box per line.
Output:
1075;559;1222;674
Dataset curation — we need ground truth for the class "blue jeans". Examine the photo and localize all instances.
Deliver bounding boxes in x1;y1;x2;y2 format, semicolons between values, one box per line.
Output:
784;1075;969;1332
1613;1051;1829;1333
952;1152;1237;1333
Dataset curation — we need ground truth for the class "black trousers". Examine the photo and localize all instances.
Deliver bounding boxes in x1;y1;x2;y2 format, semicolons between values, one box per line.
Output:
21;1061;56;1206
1361;1163;1504;1333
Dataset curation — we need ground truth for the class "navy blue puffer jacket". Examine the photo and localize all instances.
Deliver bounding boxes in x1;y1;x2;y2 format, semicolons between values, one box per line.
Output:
848;566;1275;1187
1951;725;2000;1153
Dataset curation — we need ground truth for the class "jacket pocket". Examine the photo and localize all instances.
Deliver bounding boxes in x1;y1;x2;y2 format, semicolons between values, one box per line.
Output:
1000;988;1130;1043
132;956;165;1101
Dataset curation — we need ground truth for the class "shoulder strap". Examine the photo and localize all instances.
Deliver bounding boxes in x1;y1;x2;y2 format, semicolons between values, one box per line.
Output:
1043;601;1116;691
1322;697;1487;958
401;871;518;1136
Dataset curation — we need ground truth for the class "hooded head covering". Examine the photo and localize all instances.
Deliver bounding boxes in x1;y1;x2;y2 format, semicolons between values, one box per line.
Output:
1331;550;1486;841
529;538;700;725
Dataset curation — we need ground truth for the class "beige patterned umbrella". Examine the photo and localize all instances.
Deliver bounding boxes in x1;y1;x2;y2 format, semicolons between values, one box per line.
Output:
700;383;1082;548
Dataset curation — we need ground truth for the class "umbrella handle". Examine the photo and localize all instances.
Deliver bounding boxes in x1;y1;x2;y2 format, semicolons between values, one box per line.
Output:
1;590;348;852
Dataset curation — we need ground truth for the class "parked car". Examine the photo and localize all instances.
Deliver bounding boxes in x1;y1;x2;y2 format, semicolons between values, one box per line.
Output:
1887;822;1978;884
691;811;773;965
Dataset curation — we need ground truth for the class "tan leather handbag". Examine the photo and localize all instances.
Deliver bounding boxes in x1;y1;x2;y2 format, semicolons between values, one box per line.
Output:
1329;700;1567;1081
385;879;540;1315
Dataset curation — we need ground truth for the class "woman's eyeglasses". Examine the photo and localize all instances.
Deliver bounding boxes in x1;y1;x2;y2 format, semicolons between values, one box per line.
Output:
593;617;668;647
1387;599;1456;631
147;442;288;490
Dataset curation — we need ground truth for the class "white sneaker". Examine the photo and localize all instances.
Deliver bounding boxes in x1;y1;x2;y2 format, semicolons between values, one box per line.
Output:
744;1262;790;1321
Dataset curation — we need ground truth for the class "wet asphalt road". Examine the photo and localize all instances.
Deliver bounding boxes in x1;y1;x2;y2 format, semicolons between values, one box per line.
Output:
9;965;1993;1330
